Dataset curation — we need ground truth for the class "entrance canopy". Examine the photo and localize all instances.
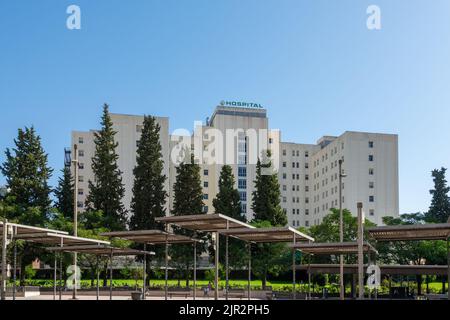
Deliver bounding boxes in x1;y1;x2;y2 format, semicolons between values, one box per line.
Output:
101;229;199;244
291;242;377;255
156;214;254;232
218;227;314;243
367;223;450;241
296;264;449;276
14;232;110;246
47;244;155;256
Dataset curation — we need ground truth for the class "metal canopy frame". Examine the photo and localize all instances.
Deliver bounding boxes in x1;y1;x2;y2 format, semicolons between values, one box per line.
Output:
218;226;314;300
291;242;378;255
367;223;450;300
47;244;155;301
296;264;450;276
101;229;201;300
0;220;111;301
155;214;255;300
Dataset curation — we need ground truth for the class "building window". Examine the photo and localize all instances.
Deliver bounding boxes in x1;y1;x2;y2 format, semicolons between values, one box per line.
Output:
78;137;84;144
78;163;84;170
369;141;374;148
78;150;84;157
78;189;84;195
239;191;247;202
305;151;309;157
282;173;286;179
369;155;374;162
204;169;209;176
203;206;209;213
238;167;247;177
283;197;287;203
305;220;309;227
282;149;286;156
305;174;309;181
269;138;273;144
305;197;309;204
77;201;83;208
203;194;209;200
305;209;309;215
369;168;374;175
136;125;143;133
78;176;84;182
305;163;309;169
369;209;375;216
292;150;295;157
282;162;286;168
369;181;374;189
282;185;287;191
203;181;209;188
369;196;374;202
238;179;247;189
240;203;247;214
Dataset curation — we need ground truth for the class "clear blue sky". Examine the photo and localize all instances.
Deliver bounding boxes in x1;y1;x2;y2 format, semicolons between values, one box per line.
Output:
1;0;449;214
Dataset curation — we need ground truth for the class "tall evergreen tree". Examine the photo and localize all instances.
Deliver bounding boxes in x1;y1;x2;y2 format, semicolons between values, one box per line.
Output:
85;104;127;230
129;115;167;230
170;154;205;286
425;167;450;223
129;116;167;284
212;165;247;270
54;167;74;220
1;126;53;225
251;150;287;226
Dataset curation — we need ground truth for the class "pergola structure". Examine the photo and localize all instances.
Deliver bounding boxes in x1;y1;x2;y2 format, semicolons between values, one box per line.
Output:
290;241;378;299
218;227;314;300
367;223;450;300
0;220;110;300
47;244;155;300
156;214;254;300
101;229;200;300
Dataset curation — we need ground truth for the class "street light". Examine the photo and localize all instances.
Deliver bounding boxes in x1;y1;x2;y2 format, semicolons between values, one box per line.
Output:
338;159;347;300
72;144;79;300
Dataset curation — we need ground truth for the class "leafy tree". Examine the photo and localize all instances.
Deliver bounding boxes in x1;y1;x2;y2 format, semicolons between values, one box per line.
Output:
129;115;168;284
54;167;74;220
250;220;289;289
212;165;247;274
1;126;53;224
169;154;206;287
425;167;450;223
85;104;127;230
251;150;287;226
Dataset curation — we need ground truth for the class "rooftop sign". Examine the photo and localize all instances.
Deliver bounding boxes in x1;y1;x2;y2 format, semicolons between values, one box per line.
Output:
220;100;263;109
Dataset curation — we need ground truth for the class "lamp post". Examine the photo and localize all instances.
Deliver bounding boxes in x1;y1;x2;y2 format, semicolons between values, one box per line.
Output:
338;159;347;300
72;144;79;300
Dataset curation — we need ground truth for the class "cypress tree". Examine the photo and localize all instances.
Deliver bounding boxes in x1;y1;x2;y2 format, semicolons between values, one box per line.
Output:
425;167;450;223
54;167;74;220
170;154;205;286
129;115;168;283
251;150;287;226
85;104;127;230
1;126;53;225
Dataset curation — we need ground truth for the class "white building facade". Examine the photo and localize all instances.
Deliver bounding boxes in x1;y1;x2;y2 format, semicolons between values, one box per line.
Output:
71;105;399;226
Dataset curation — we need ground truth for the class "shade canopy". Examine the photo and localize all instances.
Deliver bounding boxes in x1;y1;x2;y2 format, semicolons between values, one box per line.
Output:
297;264;449;276
218;227;314;243
47;244;155;256
101;229;199;244
367;223;450;241
291;242;377;255
14;232;110;246
0;221;68;237
155;214;254;232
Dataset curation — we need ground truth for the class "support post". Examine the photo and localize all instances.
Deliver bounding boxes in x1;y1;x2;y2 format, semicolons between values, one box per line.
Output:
214;231;219;300
1;219;8;301
165;228;168;301
247;243;251;300
13;234;17;301
59;238;63;300
447;237;449;300
143;243;147;300
109;249;113;301
357;202;364;300
72;144;79;300
96;255;100;301
307;254;311;300
338;159;345;300
292;234;296;300
53;250;57;300
225;220;229;300
193;241;197;300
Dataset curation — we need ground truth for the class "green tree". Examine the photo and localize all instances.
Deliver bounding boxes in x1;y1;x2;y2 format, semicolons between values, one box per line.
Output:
425;167;450;223
251;150;287;226
54;167;74;220
1;126;53;224
212;165;247;273
85;104;127;230
129;115;168;284
169;154;206;287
